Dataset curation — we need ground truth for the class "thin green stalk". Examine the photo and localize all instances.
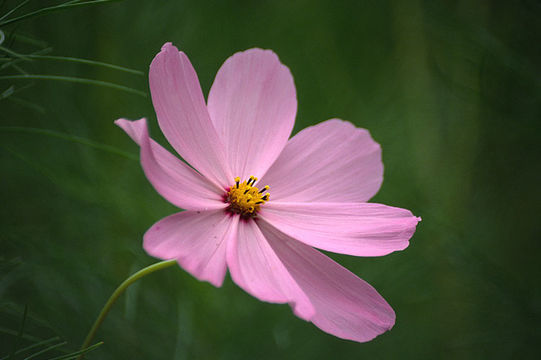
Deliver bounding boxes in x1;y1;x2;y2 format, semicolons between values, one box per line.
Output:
0;0;30;22
0;0;123;27
24;341;68;360
48;342;103;360
77;260;177;360
0;336;61;360
0;74;147;97
0;44;29;60
20;54;144;75
0;47;53;70
0;52;142;76
11;62;27;74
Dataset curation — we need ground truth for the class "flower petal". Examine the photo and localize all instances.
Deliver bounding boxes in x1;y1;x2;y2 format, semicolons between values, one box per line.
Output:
115;118;226;211
149;42;231;187
260;119;383;202
260;202;420;256
226;219;315;320
259;221;396;343
144;210;236;287
207;49;297;180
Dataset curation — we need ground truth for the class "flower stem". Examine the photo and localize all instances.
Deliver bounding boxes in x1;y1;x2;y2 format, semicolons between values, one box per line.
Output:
77;259;177;359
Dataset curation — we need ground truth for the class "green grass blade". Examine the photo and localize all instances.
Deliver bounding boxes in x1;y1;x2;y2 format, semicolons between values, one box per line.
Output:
47;342;103;360
23;341;68;360
0;47;53;70
0;126;138;161
11;63;28;74
0;0;31;22
0;51;142;75
23;54;144;75
0;44;30;60
0;74;147;97
0;0;123;27
0;336;61;360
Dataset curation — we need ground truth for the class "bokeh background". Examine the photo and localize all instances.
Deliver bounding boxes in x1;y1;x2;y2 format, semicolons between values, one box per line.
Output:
1;0;539;359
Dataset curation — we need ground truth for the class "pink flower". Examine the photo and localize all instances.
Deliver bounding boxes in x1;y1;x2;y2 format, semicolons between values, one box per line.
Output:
115;43;420;343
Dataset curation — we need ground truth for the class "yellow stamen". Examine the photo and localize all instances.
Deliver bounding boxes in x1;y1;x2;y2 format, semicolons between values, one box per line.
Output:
226;176;270;218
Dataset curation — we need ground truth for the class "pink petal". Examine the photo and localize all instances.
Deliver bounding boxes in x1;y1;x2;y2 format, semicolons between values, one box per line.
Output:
149;43;231;187
259;221;396;343
207;49;296;180
260;119;383;202
226;219;315;320
115;118;226;211
260;202;421;256
144;210;236;287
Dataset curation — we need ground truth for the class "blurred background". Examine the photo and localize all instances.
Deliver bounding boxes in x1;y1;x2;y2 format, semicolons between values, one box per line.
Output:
1;0;539;359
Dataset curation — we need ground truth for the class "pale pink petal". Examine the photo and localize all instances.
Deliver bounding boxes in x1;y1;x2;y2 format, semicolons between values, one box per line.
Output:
226;219;315;320
207;49;296;180
260;119;383;202
260;202;421;257
149;43;231;187
115;118;226;211
144;210;236;287
259;221;395;343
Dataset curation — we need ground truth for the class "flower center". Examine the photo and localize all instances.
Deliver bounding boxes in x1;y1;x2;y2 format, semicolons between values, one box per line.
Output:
225;176;270;218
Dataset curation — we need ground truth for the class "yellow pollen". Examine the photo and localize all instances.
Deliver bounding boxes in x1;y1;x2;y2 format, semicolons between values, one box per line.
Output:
226;176;270;218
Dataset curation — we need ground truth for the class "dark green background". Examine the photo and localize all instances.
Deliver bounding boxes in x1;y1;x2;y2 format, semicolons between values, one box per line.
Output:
1;0;539;359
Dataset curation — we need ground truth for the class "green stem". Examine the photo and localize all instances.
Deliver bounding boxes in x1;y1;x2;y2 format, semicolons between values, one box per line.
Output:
25;55;144;75
77;259;177;360
0;0;31;23
0;0;122;27
0;54;144;75
0;74;147;97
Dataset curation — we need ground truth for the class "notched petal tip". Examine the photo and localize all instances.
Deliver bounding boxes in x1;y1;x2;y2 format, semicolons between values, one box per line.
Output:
149;41;231;187
161;41;174;51
152;42;175;66
235;47;278;58
156;42;191;62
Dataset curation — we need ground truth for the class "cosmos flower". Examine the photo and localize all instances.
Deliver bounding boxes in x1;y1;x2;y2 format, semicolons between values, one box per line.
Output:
116;43;420;342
